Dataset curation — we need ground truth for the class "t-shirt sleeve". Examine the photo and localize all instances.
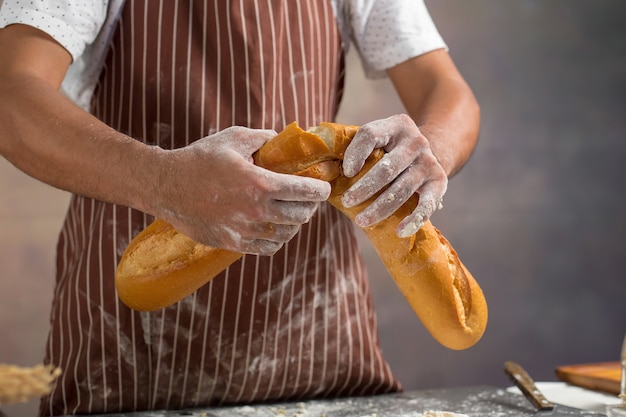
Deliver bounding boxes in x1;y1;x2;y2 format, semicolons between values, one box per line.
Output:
345;0;448;78
0;0;108;62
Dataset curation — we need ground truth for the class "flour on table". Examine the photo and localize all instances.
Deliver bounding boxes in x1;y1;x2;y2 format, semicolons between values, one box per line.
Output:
423;411;469;417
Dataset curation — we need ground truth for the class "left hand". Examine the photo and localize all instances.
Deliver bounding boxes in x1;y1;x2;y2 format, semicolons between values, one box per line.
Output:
341;114;448;238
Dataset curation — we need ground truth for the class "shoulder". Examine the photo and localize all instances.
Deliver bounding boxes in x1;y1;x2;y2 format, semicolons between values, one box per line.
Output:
0;0;109;61
338;0;448;78
0;1;125;109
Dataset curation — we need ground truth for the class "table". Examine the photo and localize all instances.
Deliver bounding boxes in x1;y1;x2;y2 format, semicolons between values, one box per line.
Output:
55;383;622;417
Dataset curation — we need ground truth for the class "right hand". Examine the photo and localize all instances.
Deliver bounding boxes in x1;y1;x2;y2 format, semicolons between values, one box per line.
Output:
150;126;331;255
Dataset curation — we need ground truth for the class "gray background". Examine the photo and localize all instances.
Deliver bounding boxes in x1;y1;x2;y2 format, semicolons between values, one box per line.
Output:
1;1;625;415
338;0;626;390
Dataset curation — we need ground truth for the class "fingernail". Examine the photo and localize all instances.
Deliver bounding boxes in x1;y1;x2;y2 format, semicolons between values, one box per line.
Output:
342;194;355;208
398;216;424;238
354;213;368;228
342;161;354;178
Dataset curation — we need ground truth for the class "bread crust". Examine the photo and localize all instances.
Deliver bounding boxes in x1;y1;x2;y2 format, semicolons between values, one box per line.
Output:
115;121;488;350
115;218;242;311
325;148;487;350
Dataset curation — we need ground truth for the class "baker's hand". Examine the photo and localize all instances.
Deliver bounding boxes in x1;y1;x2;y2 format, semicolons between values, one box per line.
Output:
154;126;331;255
341;114;448;238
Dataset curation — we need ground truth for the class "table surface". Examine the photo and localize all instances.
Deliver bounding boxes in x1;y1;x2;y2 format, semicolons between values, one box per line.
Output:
55;384;620;417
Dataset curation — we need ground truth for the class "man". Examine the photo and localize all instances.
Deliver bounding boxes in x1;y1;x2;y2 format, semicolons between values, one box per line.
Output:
0;0;479;415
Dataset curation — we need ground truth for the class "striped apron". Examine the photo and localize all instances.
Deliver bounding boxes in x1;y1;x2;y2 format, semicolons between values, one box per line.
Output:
40;1;400;415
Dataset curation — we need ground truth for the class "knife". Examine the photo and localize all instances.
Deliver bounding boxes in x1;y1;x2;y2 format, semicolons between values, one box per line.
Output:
619;336;626;402
505;361;555;411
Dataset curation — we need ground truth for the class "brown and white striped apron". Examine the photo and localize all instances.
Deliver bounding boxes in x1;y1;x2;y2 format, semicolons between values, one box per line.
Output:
40;1;400;415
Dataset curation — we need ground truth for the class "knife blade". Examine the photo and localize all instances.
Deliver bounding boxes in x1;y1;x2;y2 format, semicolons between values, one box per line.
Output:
504;361;555;411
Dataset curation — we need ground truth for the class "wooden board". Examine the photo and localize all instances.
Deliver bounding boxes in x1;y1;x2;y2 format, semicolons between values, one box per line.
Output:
555;361;622;395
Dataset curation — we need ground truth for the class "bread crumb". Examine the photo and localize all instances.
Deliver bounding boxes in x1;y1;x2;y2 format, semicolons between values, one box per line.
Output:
0;364;61;405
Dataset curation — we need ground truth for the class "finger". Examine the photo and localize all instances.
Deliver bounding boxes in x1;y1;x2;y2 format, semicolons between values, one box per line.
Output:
342;151;412;208
271;223;301;242
248;222;301;242
352;168;419;228
342;122;391;178
343;114;419;178
241;239;285;256
343;127;428;205
267;201;321;225
266;171;331;202
397;178;448;238
240;222;300;255
352;158;447;233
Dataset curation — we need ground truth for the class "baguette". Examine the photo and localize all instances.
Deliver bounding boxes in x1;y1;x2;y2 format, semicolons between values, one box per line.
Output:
116;121;488;350
115;219;242;312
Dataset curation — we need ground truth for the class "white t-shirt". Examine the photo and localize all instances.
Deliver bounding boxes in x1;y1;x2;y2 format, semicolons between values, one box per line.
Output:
0;0;446;110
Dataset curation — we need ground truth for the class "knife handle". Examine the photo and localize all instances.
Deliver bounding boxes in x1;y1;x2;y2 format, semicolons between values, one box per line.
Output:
619;335;626;402
504;361;555;411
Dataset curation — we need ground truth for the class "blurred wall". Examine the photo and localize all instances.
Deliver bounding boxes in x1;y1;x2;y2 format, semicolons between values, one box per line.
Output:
1;1;625;415
336;0;626;390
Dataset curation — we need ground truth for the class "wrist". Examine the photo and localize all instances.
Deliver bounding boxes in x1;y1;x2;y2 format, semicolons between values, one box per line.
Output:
131;144;173;219
416;125;453;177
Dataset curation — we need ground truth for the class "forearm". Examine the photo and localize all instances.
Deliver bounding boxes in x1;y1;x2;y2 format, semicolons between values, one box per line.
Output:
0;73;163;214
388;50;480;178
408;77;480;177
